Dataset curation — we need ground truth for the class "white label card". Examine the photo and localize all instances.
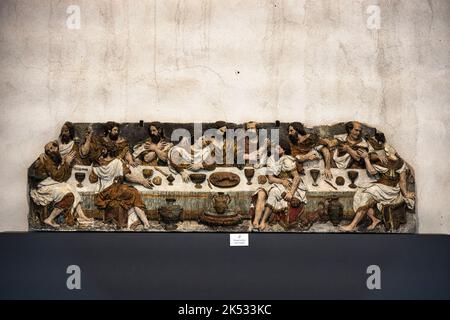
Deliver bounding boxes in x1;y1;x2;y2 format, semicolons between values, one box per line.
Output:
229;233;249;247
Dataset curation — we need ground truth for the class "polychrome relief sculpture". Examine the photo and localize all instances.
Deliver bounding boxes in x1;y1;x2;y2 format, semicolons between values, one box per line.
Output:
28;120;416;233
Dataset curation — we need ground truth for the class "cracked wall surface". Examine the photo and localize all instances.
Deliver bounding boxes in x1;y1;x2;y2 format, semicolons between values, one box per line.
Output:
0;0;449;233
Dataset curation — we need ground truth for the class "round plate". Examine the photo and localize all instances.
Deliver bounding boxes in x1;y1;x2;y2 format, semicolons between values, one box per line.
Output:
209;172;241;188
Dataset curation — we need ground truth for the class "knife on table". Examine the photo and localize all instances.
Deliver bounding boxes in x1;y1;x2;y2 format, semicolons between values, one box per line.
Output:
324;179;338;190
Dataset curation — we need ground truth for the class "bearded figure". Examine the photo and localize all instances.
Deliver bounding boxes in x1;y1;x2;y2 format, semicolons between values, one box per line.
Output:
81;121;138;167
132;122;172;166
29;141;92;228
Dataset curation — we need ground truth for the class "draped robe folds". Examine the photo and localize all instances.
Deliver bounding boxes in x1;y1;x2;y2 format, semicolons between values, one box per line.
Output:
353;159;415;212
132;137;173;166
58;139;91;165
332;134;374;169
88;136;131;165
167;137;215;174
90;158;145;212
58;139;75;158
290;133;324;169
254;155;308;212
29;156;81;212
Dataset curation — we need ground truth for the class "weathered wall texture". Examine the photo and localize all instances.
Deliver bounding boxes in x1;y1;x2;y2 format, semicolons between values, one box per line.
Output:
0;0;449;232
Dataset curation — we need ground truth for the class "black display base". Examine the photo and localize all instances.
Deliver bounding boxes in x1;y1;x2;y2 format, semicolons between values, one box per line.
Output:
0;233;449;299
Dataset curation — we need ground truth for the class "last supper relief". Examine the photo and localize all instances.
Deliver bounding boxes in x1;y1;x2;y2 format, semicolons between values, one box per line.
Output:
27;120;416;233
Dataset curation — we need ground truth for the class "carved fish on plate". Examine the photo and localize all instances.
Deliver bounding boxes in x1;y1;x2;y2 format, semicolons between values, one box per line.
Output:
208;172;241;188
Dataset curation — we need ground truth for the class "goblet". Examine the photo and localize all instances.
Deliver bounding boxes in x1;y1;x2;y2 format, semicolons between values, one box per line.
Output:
310;169;320;187
244;167;255;185
167;174;175;186
75;172;86;188
347;170;359;189
189;173;206;189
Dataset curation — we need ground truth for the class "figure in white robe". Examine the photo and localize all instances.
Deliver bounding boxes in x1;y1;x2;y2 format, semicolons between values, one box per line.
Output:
332;133;374;169
249;143;306;231
328;121;374;170
353;162;415;213
342;144;415;231
167;136;216;182
89;156;150;230
262;155;307;211
58;139;75;159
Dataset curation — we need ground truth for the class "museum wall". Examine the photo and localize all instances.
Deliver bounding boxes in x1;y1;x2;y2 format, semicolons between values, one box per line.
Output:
0;0;449;233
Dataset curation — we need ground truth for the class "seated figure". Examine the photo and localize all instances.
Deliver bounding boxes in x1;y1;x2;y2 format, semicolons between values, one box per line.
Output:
80;121;139;167
341;144;415;231
287;122;333;179
89;145;150;229
57;122;80;163
29;141;92;228
249;141;307;231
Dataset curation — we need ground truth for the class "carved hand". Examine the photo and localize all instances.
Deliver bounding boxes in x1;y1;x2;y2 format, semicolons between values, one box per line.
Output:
281;180;291;189
284;192;293;202
188;163;203;172
307;152;320;161
181;171;190;183
349;148;361;161
144;142;157;152
324;168;333;180
357;149;369;159
158;141;168;149
378;152;388;164
65;151;76;164
405;192;415;200
140;178;153;189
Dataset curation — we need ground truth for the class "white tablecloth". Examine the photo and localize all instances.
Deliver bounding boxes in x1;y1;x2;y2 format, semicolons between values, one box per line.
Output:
69;165;376;194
